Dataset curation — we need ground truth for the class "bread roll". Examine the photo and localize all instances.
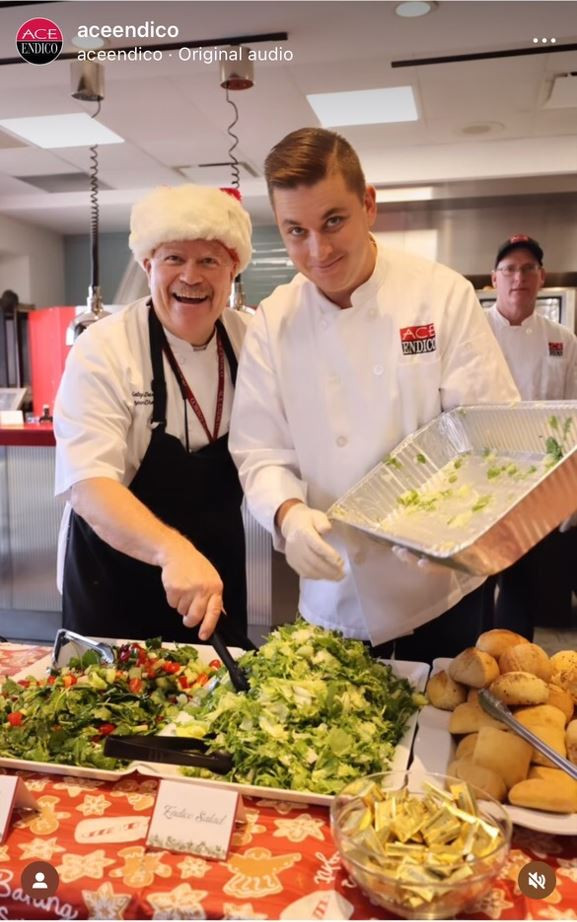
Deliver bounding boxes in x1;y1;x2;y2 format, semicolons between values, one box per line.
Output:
550;650;577;675
456;733;478;760
448;648;500;688
529;765;577;788
566;720;577;764
426;670;467;710
552;667;577;705
509;778;577;813
467;689;479;705
448;758;507;802
499;643;552;682
515;704;566;729
489;671;549;707
472;727;532;789
546;684;574;724
514;706;567;766
449;702;506;734
476;629;528;659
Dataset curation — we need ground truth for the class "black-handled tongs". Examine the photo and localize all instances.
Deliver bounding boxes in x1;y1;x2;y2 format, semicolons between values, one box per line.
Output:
211;629;250;692
103;734;233;774
51;629;115;668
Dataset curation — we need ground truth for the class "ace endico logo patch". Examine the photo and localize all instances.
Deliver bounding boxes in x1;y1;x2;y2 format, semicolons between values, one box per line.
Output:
400;323;436;355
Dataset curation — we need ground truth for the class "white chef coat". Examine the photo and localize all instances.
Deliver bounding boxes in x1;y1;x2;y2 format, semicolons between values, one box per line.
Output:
54;296;249;586
486;305;577;400
229;245;520;645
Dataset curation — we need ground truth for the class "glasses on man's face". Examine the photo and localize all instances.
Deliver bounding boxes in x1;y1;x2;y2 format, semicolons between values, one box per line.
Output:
496;263;540;278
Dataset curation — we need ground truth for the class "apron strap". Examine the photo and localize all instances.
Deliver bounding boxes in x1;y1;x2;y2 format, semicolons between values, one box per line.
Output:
216;317;239;386
148;304;168;427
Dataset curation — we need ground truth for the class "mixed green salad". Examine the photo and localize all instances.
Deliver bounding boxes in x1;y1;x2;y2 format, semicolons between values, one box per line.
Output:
0;638;221;770
176;621;424;795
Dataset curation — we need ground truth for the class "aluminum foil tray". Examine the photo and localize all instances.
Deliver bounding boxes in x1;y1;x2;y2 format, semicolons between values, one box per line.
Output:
329;402;577;576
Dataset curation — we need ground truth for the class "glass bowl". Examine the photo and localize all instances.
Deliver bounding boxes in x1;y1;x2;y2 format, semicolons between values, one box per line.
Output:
330;770;512;920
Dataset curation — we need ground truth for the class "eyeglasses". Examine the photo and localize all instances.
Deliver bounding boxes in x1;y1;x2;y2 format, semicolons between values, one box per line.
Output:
495;263;541;278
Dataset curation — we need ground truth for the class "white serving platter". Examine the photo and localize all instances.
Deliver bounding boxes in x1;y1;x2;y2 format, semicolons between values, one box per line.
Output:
4;642;428;806
413;657;577;834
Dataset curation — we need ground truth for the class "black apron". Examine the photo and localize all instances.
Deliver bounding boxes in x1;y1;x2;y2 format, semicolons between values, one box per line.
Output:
62;306;247;645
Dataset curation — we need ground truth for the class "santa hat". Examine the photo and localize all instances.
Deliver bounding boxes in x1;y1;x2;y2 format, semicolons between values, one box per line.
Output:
129;184;252;273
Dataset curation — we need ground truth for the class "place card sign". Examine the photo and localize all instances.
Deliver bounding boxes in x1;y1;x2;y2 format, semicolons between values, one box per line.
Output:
146;779;245;859
0;776;38;843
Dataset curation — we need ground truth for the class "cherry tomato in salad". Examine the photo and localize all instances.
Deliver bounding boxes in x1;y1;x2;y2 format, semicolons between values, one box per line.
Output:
7;712;23;726
129;677;143;694
98;723;116;736
208;659;222;669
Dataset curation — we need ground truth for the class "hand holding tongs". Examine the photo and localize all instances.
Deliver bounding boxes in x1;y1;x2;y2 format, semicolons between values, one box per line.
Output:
479;688;577;782
51;629;115;669
103;734;233;774
211;628;250;692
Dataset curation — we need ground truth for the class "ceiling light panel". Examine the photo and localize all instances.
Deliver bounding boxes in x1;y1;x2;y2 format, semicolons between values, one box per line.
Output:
307;87;418;127
0;114;124;149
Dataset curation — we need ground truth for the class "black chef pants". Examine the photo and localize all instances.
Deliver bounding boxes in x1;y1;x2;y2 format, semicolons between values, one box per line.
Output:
368;582;486;665
493;528;577;641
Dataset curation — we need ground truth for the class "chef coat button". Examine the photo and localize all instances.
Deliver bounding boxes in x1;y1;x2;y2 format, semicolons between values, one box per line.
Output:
373;364;384;376
320;318;329;329
368;308;377;318
354;551;365;564
336;435;348;447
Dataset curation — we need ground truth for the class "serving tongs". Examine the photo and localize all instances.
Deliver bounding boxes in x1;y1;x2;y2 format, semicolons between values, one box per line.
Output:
479;688;577;782
51;629;115;669
211;628;250;692
103;734;233;774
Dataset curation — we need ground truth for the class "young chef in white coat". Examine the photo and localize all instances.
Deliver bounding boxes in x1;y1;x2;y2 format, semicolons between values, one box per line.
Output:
229;128;520;663
54;185;252;644
486;235;577;638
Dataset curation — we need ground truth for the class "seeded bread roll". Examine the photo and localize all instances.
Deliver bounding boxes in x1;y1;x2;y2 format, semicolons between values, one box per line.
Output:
426;670;467;710
509;778;577;813
551;650;577;675
476;629;529;659
546;684;574;724
448;758;507;802
472;727;532;789
455;733;478;760
499;643;552;682
566;720;577;764
448;648;500;688
489;671;549;707
449;702;506;734
552;667;577;705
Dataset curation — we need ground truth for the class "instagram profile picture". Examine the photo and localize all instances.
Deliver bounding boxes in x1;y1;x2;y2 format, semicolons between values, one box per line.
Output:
16;18;63;65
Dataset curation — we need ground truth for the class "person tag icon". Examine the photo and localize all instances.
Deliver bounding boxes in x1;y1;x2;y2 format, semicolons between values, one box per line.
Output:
21;861;60;898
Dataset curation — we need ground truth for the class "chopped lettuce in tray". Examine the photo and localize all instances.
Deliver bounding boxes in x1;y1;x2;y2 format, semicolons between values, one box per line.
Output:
0;639;220;770
175;621;424;795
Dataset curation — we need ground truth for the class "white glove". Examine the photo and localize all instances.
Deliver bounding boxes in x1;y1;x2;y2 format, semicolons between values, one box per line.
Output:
559;512;577;533
391;544;442;573
280;504;345;581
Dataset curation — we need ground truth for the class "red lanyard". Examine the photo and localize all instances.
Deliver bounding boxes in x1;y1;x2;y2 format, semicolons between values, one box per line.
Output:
161;331;226;443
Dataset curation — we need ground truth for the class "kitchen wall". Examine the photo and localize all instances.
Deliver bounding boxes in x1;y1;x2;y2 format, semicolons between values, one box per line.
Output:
0;213;65;307
375;193;577;277
63;193;577;308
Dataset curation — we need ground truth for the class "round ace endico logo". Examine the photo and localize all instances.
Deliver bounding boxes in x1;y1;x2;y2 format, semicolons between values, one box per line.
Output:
16;18;63;65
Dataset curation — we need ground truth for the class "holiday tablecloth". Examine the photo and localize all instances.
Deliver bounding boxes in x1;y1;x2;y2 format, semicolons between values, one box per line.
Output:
1;644;576;920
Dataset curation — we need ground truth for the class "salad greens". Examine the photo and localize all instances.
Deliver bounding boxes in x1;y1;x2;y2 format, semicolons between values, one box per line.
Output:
0;639;221;770
176;620;424;795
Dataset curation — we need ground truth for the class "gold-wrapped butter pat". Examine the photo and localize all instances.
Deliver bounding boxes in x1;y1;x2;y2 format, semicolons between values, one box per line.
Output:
337;777;505;909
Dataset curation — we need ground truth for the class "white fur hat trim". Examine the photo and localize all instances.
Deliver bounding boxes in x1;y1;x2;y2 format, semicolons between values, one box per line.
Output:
129;184;252;273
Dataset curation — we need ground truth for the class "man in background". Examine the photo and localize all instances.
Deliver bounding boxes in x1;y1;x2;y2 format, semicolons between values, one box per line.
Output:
486;234;577;638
